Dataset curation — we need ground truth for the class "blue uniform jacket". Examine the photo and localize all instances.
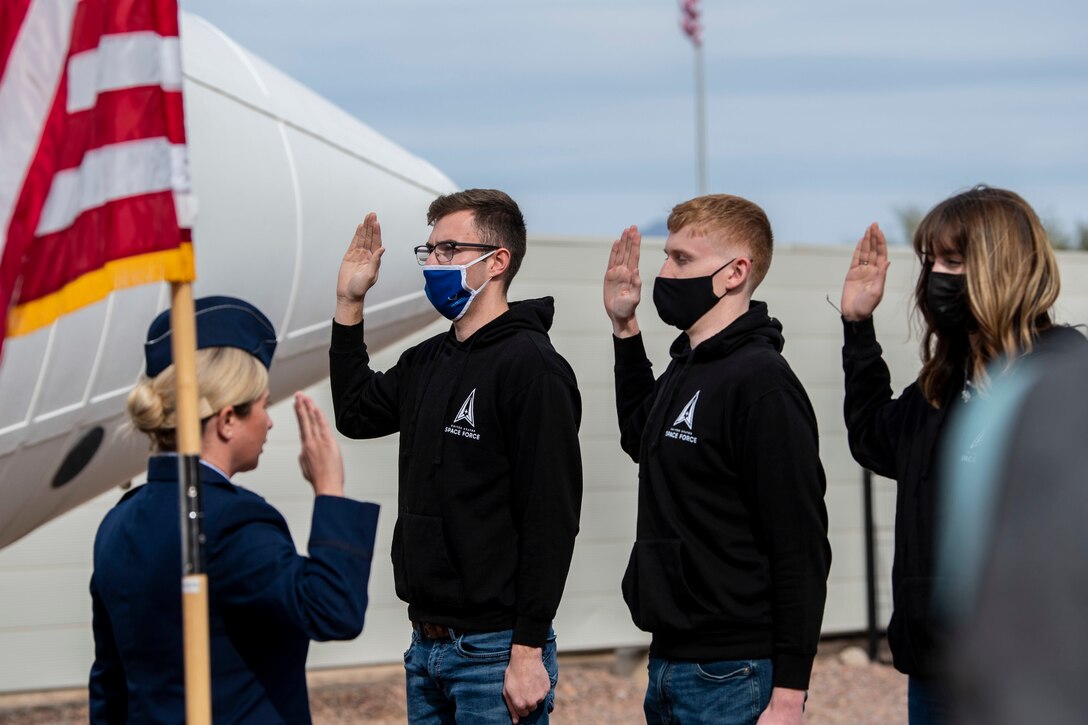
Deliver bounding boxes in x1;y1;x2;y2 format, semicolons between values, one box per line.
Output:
89;456;379;724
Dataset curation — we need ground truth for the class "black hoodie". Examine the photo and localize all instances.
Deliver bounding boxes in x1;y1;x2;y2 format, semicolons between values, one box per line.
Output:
614;301;831;690
843;316;1088;678
329;297;583;648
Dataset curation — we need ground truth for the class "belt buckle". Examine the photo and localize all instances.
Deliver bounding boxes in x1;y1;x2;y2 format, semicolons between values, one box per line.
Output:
418;622;449;640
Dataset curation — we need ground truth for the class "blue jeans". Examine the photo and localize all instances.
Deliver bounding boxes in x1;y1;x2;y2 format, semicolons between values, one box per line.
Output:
908;676;954;725
644;657;773;725
404;628;558;724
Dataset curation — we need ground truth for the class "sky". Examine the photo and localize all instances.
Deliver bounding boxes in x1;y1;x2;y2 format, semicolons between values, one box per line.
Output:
178;0;1088;246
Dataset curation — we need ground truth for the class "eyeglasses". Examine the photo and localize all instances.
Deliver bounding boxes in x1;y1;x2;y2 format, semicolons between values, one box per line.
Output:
413;241;499;265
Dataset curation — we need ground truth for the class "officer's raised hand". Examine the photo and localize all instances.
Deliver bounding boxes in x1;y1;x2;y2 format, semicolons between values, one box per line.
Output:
294;392;344;498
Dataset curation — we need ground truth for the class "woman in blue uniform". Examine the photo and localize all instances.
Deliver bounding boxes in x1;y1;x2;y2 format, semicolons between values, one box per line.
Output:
89;296;380;724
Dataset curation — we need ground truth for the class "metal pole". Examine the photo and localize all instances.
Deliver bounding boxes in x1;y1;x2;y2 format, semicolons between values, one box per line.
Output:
170;282;211;724
863;468;879;661
694;42;707;195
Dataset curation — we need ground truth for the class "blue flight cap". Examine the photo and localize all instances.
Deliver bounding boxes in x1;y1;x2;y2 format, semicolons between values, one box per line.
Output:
144;296;277;377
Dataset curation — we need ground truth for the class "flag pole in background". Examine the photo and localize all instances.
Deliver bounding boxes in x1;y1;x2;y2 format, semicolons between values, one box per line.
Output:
680;0;707;195
0;1;209;720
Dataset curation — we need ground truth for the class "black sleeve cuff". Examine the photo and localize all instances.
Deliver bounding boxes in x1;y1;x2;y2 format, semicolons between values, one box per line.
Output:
842;315;877;347
772;652;815;690
512;615;552;648
612;332;649;366
330;319;365;353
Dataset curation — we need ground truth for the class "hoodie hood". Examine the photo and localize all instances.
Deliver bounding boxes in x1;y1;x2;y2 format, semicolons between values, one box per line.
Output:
669;300;785;361
448;297;556;349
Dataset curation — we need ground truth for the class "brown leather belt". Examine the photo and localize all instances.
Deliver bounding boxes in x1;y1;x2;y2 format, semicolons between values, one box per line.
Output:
413;621;470;640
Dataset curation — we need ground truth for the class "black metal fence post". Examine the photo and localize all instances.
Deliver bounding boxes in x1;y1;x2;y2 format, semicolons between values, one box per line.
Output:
863;468;879;661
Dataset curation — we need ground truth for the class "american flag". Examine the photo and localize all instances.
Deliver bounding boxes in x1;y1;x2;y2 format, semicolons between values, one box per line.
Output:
0;0;195;358
680;0;702;47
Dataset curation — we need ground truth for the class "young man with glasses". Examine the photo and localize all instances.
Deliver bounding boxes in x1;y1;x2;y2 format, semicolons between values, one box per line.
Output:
329;189;583;724
603;195;830;725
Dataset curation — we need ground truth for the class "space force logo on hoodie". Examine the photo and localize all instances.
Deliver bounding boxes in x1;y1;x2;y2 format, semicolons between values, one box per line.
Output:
445;389;481;440
664;391;700;444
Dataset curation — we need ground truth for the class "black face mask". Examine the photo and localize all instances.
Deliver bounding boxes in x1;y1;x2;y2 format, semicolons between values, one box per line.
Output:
926;270;970;334
652;258;735;331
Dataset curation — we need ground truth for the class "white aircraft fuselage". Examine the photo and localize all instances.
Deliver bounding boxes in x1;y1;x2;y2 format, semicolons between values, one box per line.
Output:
0;12;454;548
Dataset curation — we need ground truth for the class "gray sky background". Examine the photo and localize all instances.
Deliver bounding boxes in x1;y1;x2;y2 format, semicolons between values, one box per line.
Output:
179;0;1088;246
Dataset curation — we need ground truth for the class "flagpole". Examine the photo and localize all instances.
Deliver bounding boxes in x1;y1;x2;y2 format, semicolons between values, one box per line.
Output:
681;0;707;195
694;41;707;195
170;281;212;725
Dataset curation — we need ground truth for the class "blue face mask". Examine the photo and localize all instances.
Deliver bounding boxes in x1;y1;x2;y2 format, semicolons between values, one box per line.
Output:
422;250;496;321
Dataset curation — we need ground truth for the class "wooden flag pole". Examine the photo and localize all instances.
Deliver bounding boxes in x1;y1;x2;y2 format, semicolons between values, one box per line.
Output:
170;282;211;724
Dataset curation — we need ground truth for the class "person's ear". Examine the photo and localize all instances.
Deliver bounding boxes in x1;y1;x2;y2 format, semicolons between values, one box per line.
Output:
488;247;510;279
215;406;236;441
717;257;751;295
732;258;751;288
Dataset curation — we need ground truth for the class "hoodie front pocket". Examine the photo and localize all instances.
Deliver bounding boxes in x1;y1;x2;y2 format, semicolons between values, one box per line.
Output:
889;575;947;675
391;514;464;609
621;538;712;632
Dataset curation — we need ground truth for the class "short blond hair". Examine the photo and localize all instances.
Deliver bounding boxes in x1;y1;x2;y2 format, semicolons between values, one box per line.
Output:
667;194;774;288
127;347;268;451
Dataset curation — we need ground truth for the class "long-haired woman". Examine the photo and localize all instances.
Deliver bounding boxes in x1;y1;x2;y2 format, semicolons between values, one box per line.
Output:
839;186;1086;724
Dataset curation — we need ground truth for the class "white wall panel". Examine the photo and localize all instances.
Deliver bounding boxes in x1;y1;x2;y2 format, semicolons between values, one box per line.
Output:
1;242;1084;692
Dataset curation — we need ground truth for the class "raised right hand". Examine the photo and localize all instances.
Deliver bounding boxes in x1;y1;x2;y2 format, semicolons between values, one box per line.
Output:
840;222;890;321
337;212;386;305
294;392;345;497
603;225;642;337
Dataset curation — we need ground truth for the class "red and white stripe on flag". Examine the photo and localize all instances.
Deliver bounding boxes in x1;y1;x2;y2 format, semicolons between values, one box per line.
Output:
0;0;195;354
680;0;701;47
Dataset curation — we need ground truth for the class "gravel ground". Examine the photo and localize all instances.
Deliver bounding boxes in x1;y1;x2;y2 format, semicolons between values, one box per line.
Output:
0;640;906;724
